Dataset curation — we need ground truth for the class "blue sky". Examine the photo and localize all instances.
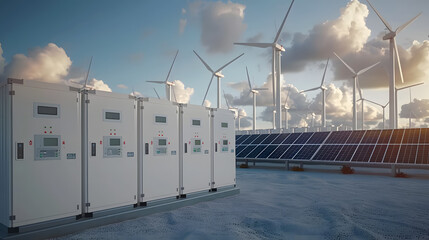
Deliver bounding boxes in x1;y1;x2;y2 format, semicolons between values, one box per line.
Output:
1;0;428;129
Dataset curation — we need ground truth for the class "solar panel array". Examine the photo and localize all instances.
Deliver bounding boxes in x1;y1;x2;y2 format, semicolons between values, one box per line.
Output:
235;128;429;165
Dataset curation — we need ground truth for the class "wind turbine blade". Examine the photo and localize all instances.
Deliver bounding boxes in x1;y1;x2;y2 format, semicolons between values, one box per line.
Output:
165;50;179;83
274;0;295;43
396;13;421;33
357;62;380;76
253;88;269;91
216;53;244;73
153;88;160;99
284;86;291;106
365;99;383;107
333;52;356;75
321;58;329;86
365;0;393;32
397;81;424;90
147;81;166;84
234;42;272;48
246;67;252;89
201;74;215;105
84;56;93;88
193;50;214;73
223;89;231;109
300;87;320;93
393;38;404;84
172;85;177;102
356;77;363;100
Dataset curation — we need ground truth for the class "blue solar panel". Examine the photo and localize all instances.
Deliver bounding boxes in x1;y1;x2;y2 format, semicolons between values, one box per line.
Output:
268;145;291;159
402;129;420;144
335;145;358;162
250;134;270;145
383;145;401;163
294;132;314;144
246;145;268;158
360;130;381;144
293;145;320;160
351;145;375;162
257;145;278;158
282;133;302;144
235;135;242;141
280;145;303;159
369;145;388;163
271;133;290;144
235;146;246;155
242;135;259;144
306;132;330;144
313;145;343;161
377;130;392;144
389;129;404;144
325;131;352;144
346;131;365;144
416;145;429;164
236;135;251;145
419;129;429;144
396;145;418;164
236;145;256;158
261;134;279;144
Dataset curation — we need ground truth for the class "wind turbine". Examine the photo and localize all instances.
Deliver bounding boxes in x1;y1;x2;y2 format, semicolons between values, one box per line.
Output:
396;81;424;128
223;90;243;130
365;99;389;129
282;86;292;130
300;58;330;128
245;67;269;131
366;0;421;129
234;0;295;130
147;50;179;102
333;52;379;130
153;88;161;99
193;50;244;108
356;79;368;130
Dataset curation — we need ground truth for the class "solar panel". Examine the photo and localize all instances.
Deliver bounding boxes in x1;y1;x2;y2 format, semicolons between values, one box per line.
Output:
313;145;343;161
250;134;270;145
325;131;352;144
389;129;404;144
360;130;381;144
294;132;314;144
236;134;251;145
236;145;256;158
280;145;303;159
396;145;418;164
282;133;302;144
377;130;393;144
235;135;242;142
383;145;401;163
261;134;279;144
257;145;278;158
245;145;268;158
369;145;388;163
416;145;429;164
271;133;290;144
242;135;259;144
402;129;420;144
268;145;291;159
306;132;330;144
351;145;375;162
346;131;365;144
335;145;358;162
419;128;429;144
293;145;320;160
235;146;246;156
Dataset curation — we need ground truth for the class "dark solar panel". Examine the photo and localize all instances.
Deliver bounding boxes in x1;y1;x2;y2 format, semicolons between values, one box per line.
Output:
236;145;256;158
402;129;420;144
271;133;290;144
293;145;320;160
325;131;352;144
335;145;358;162
250;134;269;145
396;145;418;164
257;145;278;158
294;132;314;144
377;130;393;144
351;145;375;162
419;128;429;144
246;145;268;158
383;145;401;163
346;131;365;144
306;132;330;144
242;135;259;144
280;145;303;159
416;145;429;164
268;145;291;159
235;135;242;141
282;133;302;144
261;134;279;144
389;129;404;144
369;145;388;162
360;130;381;144
236;134;251;145
313;145;343;161
235;146;246;155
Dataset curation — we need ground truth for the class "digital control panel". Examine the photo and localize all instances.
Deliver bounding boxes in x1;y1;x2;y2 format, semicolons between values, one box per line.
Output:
221;139;229;152
34;135;61;160
154;137;168;155
191;139;202;153
103;136;122;158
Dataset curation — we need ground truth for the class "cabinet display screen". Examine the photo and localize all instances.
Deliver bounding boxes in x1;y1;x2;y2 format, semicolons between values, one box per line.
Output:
44;138;59;146
223;140;228;145
38;106;58;116
195;140;201;145
221;122;228;128
155;116;167;123
105;112;120;120
159;139;167;146
110;138;121;146
192;120;201;126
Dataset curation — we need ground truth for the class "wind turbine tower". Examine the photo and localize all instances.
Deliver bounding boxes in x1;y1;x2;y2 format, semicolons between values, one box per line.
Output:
245;67;269;131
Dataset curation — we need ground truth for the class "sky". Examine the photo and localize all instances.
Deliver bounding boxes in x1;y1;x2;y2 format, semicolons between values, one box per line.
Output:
1;0;429;130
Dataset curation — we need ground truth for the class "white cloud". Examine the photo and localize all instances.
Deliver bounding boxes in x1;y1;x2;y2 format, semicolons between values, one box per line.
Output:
130;90;143;97
203;99;211;107
172;80;194;103
179;19;187;35
189;1;246;53
400;98;429;119
0;43;5;75
117;84;128;89
90;78;112;92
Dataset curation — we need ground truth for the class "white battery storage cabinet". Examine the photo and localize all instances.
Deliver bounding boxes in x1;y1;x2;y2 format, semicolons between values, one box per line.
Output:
82;90;138;214
179;104;211;197
210;108;236;190
0;79;82;231
138;98;180;204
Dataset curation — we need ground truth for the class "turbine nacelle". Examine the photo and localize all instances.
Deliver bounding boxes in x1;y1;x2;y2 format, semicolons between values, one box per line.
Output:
214;72;224;78
383;31;397;40
274;43;285;52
